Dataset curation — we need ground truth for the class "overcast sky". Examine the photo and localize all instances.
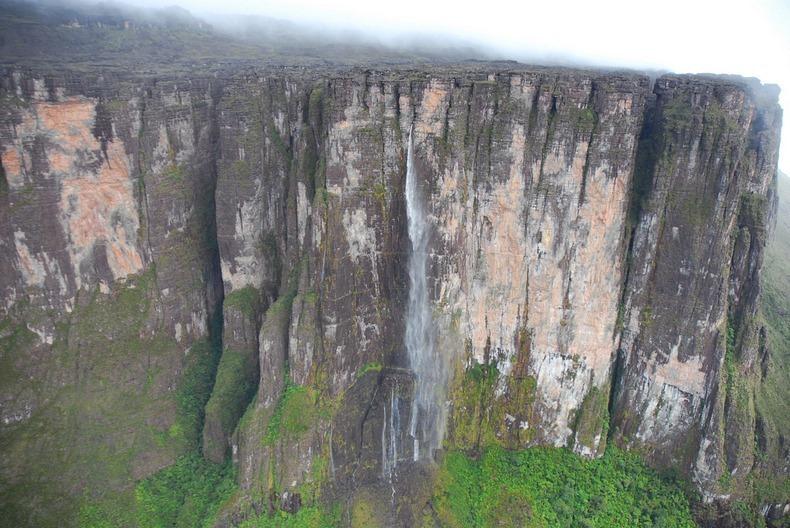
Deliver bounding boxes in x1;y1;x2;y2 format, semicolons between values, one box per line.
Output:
127;0;790;173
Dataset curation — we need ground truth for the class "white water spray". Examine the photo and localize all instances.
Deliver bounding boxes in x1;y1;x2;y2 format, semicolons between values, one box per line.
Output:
404;127;447;461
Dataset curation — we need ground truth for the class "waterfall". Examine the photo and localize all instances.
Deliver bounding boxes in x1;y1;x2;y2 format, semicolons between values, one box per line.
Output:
404;127;446;461
381;386;400;481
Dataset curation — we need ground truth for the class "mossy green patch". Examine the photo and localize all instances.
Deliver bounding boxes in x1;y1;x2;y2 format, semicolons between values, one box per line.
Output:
723;320;737;396
350;494;381;528
172;338;222;451
0;268;197;527
703;100;740;135
264;384;318;446
224;285;261;319
662;96;694;133
164;162;186;182
203;346;259;457
571;106;597;133
355;361;382;379
230;159;252;180
269;123;292;161
573;384;610;452
266;278;299;319
0;311;37;388
448;359;502;450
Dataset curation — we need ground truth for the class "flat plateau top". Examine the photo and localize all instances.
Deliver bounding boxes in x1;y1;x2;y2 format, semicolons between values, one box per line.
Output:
0;0;777;98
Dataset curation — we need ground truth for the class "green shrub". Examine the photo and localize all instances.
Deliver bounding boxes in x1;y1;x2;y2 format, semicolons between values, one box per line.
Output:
172;339;221;451
135;454;235;528
205;347;258;433
432;446;696;528
237;504;339;528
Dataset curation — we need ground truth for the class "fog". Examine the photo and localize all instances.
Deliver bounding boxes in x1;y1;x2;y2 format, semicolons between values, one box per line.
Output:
22;0;790;172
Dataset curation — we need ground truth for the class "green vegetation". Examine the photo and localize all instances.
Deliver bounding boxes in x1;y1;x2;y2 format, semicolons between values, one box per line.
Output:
231;159;253;180
640;306;654;327
350;494;382;528
171;338;222;451
431;446;696;528
264;384;318;446
134;454;236;528
224;285;261;319
164;163;186;183
82;275;224;528
0;304;37;389
753;172;790;505
740;193;768;230
0;269;199;527
703;100;740;135
203;346;258;456
571;106;597;133
723;321;737;396
573;385;610;451
356;361;383;379
662;96;694;133
237;505;339;528
269;123;292;161
671;189;715;228
308;87;324;124
449;359;503;449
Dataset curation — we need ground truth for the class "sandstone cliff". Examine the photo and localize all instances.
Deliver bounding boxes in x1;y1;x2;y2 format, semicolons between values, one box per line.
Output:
0;65;784;526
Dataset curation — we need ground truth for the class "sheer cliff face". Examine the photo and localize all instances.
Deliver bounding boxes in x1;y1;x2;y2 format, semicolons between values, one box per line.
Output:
0;73;222;524
0;67;783;524
611;77;783;497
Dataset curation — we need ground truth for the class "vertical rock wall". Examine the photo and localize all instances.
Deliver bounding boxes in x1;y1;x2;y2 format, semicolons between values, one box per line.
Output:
0;71;222;526
0;67;783;525
610;76;783;500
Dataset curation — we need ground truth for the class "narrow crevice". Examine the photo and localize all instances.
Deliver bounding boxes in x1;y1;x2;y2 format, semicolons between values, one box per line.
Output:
203;80;226;350
135;86;160;296
355;374;384;476
486;80;499;184
536;79;560;199
526;80;541;139
393;81;401;128
606;345;626;443
0;156;8;197
197;81;247;460
608;87;660;437
577;84;598;208
463;83;473;150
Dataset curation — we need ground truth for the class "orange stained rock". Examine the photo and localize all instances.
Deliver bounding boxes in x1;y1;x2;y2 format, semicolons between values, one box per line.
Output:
7;97;144;284
1;146;24;186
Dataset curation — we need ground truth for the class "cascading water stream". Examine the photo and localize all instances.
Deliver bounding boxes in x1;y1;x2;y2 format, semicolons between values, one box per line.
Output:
404;127;447;462
381;128;448;482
